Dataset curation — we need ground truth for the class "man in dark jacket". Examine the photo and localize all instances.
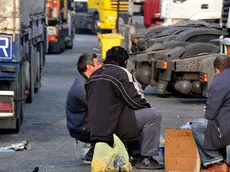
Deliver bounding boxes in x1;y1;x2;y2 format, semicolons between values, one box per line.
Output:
85;46;163;170
191;55;230;171
66;53;101;163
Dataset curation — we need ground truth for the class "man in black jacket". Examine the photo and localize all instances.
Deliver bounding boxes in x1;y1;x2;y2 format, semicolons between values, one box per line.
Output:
191;55;230;172
66;53;101;163
85;46;163;170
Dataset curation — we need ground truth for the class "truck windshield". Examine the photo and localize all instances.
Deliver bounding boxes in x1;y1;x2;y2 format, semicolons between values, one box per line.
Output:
75;2;87;12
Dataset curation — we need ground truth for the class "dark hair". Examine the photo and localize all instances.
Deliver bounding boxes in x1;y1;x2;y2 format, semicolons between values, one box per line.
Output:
104;46;129;68
77;53;97;73
213;55;230;72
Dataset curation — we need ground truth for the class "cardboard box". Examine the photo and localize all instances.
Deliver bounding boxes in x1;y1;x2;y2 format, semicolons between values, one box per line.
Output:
164;128;201;172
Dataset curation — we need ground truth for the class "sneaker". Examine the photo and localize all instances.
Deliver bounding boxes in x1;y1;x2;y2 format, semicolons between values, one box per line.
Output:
135;156;164;170
81;146;94;165
130;156;138;166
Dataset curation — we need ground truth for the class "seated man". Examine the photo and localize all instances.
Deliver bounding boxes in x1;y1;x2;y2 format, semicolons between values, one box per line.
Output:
85;46;164;170
66;53;101;163
191;55;230;172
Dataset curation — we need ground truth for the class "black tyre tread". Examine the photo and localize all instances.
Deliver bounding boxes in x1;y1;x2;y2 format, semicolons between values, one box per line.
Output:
175;28;227;42
181;43;218;59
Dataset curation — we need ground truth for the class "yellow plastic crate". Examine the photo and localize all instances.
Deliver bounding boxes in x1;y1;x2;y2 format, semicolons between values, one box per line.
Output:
97;33;124;62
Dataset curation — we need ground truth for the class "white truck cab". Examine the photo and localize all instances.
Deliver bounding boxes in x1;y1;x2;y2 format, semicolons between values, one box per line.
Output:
161;0;223;26
220;0;230;55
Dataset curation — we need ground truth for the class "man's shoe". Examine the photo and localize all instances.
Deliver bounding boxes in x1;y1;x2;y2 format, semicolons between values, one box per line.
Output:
201;162;229;172
81;146;94;165
135;156;164;170
129;155;139;166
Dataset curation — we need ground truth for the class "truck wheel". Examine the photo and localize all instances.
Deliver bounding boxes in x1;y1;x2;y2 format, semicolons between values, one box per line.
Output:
53;37;64;54
181;43;218;59
11;77;23;133
12;102;23;133
20;102;24;125
145;26;167;38
55;39;61;53
92;13;99;34
40;43;45;67
60;37;66;53
175;28;227;42
26;46;35;103
12;118;20;133
66;39;73;49
35;49;41;93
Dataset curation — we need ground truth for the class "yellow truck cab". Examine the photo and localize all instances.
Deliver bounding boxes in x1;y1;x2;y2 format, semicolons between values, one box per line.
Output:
74;0;129;33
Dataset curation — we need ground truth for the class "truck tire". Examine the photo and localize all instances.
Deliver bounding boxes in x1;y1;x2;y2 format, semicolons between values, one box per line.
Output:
12;102;23;133
66;39;73;49
26;46;35;103
11;71;24;133
92;13;99;34
35;48;41;93
39;43;45;69
181;43;218;59
144;26;167;38
52;36;65;54
175;28;227;42
164;41;190;49
60;37;66;53
158;27;188;37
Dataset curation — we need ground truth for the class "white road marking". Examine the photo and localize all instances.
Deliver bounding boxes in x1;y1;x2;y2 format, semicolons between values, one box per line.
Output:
75;38;84;41
93;48;100;52
76;53;101;56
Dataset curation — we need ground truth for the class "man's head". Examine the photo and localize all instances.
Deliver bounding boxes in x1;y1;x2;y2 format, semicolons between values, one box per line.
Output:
77;53;102;77
104;46;129;68
214;55;230;74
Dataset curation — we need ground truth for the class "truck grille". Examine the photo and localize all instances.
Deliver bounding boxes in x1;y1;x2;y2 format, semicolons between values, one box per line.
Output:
221;0;230;28
111;0;129;12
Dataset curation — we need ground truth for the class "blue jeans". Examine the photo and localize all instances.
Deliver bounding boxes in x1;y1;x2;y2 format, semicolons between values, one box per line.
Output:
191;118;223;167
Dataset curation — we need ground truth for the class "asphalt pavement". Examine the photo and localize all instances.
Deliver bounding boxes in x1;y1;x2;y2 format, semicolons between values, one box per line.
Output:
0;34;205;172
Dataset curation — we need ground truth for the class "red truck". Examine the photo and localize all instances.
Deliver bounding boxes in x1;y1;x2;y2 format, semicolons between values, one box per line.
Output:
144;0;162;27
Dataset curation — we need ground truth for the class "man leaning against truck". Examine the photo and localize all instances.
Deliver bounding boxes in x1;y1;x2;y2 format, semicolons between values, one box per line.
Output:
191;55;230;172
66;53;101;163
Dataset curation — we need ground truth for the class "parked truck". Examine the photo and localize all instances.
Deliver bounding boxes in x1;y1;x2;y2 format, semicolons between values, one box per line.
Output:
143;0;222;28
47;0;75;53
220;0;230;56
0;0;47;132
74;0;129;34
119;0;227;97
144;0;162;27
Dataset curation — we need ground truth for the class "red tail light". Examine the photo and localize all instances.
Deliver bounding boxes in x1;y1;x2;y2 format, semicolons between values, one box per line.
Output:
0;96;13;112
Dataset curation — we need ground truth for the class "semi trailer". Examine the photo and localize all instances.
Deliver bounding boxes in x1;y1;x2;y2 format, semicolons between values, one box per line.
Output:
0;0;47;132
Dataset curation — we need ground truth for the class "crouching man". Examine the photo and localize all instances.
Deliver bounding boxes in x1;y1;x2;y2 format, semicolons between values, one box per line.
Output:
191;55;230;171
66;53;101;163
85;46;164;170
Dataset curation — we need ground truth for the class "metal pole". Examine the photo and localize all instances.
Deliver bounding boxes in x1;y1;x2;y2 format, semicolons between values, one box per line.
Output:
116;0;120;33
